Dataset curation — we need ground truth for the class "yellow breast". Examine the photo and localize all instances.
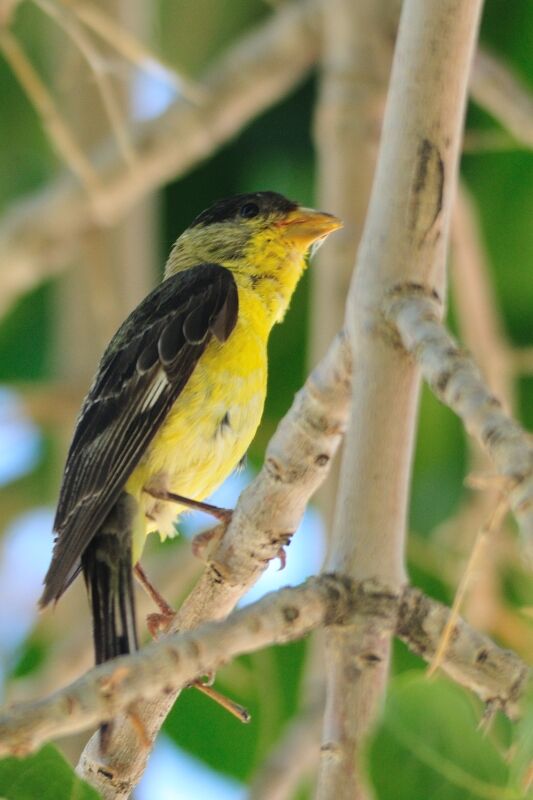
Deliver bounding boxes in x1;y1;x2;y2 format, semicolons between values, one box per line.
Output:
126;286;269;558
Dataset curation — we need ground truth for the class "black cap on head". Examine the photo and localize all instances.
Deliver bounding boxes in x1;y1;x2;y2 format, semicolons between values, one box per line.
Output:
189;191;298;228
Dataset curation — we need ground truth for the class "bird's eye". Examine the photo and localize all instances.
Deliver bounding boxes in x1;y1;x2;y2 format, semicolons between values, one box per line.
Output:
239;202;259;219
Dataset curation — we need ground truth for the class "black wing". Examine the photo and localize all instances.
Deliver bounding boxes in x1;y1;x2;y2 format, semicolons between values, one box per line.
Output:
40;263;238;606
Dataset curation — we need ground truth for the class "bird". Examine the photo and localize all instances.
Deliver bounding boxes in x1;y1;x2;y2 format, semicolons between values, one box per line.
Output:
39;191;342;670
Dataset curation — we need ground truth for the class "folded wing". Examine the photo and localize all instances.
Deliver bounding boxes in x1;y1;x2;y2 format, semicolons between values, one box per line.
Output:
40;263;238;606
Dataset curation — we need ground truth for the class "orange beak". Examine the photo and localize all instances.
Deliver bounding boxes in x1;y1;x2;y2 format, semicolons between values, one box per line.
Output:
276;207;343;247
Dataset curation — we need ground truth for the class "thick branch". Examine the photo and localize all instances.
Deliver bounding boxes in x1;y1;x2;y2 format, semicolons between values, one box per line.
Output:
388;291;533;555
318;1;483;798
0;578;528;757
76;331;352;797
0;0;319;318
310;0;394;524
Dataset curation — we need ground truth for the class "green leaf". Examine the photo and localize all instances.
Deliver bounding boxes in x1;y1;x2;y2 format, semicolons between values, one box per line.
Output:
367;673;525;800
9;637;47;680
509;684;533;795
164;639;307;780
0;745;100;800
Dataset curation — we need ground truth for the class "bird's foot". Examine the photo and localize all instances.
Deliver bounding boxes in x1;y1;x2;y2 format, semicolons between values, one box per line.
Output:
146;608;176;638
273;533;293;570
134;562;176;636
276;545;287;571
191;517;232;561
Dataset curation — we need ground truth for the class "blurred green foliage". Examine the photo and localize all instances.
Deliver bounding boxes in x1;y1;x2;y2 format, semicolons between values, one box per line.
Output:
0;745;99;800
0;0;531;798
164;641;307;781
367;675;523;800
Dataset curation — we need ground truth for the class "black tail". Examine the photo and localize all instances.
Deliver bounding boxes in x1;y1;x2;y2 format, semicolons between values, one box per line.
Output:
81;493;138;747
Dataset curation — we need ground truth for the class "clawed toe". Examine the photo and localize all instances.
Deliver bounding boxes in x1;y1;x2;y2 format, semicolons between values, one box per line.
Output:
191;523;227;561
276;546;287;571
146;609;176;638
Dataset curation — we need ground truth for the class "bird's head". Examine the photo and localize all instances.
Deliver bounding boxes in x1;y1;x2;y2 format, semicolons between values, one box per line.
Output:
165;191;342;277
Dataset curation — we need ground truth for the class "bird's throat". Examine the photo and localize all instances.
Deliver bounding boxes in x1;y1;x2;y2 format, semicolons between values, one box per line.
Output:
234;240;308;330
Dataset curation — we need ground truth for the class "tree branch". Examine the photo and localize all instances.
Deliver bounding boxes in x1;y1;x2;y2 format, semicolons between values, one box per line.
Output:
0;0;319;319
387;289;533;556
1;2;529;326
0;578;528;758
310;0;395;524
470;48;533;150
451;183;515;411
32;0;136;168
6;544;201;704
76;331;351;797
450;183;516;634
317;1;484;798
0;27;102;196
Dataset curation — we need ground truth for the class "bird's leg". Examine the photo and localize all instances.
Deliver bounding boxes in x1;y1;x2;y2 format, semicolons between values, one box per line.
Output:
144;487;233;524
134;565;250;723
144;488;233;561
133;562;176;637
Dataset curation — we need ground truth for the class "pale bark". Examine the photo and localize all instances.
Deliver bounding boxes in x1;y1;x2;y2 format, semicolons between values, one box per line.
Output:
0;2;530;796
311;0;394;525
389;292;533;555
317;2;484;798
7;545;201;703
450;184;514;634
1;578;528;757
76;332;351;798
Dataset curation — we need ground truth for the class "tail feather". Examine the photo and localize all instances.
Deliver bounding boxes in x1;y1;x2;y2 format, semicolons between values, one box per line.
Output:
80;493;138;747
82;525;138;663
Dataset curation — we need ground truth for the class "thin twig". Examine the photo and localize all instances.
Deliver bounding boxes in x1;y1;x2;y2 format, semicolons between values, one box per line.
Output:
450;182;515;633
0;0;320;318
428;491;509;677
0;27;102;197
470;48;533;150
61;0;204;103
32;0;136;167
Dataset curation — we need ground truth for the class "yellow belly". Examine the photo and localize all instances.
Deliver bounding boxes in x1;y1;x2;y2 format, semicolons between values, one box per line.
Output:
126;288;268;561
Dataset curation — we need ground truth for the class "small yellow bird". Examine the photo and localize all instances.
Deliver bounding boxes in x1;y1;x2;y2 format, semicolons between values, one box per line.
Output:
40;191;341;666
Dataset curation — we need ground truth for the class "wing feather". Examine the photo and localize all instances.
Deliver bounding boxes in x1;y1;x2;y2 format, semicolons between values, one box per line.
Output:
40;263;238;605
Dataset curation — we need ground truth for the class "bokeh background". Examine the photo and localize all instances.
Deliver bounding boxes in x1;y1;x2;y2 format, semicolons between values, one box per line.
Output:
0;1;531;798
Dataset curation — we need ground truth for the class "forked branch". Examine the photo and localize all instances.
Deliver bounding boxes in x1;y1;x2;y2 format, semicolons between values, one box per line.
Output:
0;577;528;757
388;289;533;556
